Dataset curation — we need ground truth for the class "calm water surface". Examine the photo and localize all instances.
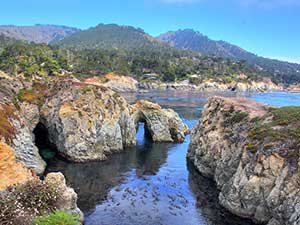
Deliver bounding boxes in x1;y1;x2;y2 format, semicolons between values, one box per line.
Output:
46;91;300;225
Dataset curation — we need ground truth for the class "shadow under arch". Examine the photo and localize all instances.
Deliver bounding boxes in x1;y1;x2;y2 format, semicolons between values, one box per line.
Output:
33;122;58;162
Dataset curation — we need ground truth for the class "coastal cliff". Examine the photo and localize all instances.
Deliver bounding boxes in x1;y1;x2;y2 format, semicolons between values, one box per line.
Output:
188;96;300;224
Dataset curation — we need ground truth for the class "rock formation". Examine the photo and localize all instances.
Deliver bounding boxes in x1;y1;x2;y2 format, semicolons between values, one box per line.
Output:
0;74;188;170
131;100;189;142
188;96;300;225
40;80;136;162
84;73;138;93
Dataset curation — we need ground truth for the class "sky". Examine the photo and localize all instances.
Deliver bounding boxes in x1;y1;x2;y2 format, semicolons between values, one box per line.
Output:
0;0;299;63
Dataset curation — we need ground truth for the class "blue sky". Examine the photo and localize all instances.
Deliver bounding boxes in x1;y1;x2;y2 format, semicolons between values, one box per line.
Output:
0;0;299;63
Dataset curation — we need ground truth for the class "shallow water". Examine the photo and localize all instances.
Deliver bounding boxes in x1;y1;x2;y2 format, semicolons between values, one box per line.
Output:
45;91;300;225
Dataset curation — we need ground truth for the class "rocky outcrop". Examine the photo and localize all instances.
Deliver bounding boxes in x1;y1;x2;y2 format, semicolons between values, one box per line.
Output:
45;172;84;222
131;100;189;142
39;81;187;162
0;74;188;170
84;73;138;93
188;96;300;225
40;81;136;162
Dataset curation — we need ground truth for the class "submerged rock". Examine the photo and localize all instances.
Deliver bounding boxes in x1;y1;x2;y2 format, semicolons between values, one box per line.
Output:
188;96;300;225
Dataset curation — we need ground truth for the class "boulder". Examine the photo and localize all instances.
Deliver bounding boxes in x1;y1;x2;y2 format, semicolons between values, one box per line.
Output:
45;172;84;222
188;96;300;224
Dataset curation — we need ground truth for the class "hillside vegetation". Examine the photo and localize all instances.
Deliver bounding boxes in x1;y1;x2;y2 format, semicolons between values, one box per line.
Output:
52;23;166;51
0;40;269;83
158;29;300;84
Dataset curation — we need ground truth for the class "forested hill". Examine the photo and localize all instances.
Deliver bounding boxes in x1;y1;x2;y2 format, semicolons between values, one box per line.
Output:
0;35;19;52
0;23;299;84
157;29;300;84
0;25;79;44
52;23;167;51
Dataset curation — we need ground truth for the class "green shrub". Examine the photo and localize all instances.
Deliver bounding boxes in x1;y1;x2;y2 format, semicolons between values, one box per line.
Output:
231;111;249;123
249;106;300;143
32;210;80;225
81;86;92;94
0;178;62;225
245;143;257;153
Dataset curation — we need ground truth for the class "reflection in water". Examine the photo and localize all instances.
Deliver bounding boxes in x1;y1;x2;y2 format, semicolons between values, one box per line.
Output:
45;90;297;225
46;123;171;214
187;163;253;225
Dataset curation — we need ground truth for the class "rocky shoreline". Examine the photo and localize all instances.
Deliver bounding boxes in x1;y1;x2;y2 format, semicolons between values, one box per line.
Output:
1;70;299;224
0;72;189;223
188;96;300;225
81;73;284;93
138;79;283;92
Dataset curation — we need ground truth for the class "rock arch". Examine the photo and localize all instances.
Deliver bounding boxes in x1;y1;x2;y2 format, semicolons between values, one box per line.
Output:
131;100;189;143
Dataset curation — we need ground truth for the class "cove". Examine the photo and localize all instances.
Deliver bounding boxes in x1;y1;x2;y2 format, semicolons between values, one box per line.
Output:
45;91;300;225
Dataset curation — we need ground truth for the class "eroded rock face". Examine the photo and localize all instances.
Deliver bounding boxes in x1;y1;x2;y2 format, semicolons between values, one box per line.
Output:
11;117;46;175
188;96;300;225
131;100;189;142
0;142;32;191
41;81;136;162
0;78;46;175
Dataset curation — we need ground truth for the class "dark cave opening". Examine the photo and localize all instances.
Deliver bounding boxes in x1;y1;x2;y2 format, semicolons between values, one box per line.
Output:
33;122;57;161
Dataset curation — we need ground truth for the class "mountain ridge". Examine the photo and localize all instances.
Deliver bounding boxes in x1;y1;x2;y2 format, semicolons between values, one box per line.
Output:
53;23;169;51
0;24;80;44
157;29;300;83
